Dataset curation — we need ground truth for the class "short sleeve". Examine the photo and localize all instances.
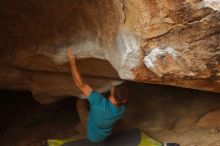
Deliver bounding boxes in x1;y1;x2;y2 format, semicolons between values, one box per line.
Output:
87;90;105;106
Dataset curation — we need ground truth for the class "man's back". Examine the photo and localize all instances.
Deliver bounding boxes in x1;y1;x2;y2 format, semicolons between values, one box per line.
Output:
87;91;126;142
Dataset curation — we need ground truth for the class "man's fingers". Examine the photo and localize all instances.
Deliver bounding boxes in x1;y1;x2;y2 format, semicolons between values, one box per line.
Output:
67;48;77;61
67;48;74;54
67;48;74;57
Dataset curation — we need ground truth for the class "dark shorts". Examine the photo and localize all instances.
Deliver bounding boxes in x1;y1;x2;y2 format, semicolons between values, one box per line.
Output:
62;129;140;146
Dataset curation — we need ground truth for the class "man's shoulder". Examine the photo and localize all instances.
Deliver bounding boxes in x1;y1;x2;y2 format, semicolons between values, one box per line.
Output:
88;90;104;99
88;90;106;105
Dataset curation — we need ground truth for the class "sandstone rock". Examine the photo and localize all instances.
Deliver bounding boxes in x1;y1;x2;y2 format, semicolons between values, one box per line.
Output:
209;128;219;134
208;140;220;146
196;109;220;128
119;82;220;132
0;0;220;103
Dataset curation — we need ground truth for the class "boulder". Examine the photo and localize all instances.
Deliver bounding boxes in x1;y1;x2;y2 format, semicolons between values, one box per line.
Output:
196;109;220;128
0;0;220;103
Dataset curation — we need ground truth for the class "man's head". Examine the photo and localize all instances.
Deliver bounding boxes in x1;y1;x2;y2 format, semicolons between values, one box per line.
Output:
109;82;128;105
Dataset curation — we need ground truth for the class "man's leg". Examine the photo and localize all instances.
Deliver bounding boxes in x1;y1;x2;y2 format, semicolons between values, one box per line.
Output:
75;99;89;136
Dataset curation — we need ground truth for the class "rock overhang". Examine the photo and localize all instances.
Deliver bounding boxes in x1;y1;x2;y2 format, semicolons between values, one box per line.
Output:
0;0;220;103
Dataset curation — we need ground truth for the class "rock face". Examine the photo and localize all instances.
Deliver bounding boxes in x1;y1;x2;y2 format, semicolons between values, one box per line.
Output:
0;0;220;103
196;109;220;128
121;82;220;131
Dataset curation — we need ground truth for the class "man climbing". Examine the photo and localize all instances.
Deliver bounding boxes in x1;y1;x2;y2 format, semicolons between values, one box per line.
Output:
66;48;127;143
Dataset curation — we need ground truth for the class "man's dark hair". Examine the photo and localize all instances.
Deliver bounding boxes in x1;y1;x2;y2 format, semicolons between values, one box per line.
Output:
114;81;128;103
102;81;128;103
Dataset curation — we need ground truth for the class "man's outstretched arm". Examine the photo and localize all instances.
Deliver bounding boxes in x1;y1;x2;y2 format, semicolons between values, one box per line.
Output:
67;48;92;97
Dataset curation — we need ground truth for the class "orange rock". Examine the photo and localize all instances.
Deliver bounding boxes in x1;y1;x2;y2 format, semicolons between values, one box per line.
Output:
197;109;220;128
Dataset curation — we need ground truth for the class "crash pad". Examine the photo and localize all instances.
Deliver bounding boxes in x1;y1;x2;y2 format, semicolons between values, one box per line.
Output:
47;129;162;146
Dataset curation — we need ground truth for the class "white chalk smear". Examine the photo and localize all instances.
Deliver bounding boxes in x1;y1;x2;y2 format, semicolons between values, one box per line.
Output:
107;27;141;80
144;47;178;69
44;38;105;65
198;0;220;11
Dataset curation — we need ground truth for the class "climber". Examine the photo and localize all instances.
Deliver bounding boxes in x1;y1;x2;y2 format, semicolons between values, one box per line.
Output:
66;48;127;143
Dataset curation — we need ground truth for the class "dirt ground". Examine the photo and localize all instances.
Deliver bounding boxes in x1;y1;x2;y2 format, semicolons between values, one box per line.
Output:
1;83;220;146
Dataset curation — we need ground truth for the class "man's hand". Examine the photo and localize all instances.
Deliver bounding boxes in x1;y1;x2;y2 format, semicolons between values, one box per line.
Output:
67;48;77;62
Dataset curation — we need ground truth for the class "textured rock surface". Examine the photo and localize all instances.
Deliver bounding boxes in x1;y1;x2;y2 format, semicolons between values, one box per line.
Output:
196;109;220;128
0;0;220;103
121;82;220;132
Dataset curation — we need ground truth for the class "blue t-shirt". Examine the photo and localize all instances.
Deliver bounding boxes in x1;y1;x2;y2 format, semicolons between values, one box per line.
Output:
87;91;126;142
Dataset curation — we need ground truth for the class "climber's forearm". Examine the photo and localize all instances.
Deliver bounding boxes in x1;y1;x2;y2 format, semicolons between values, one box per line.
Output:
69;60;84;87
69;60;92;97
